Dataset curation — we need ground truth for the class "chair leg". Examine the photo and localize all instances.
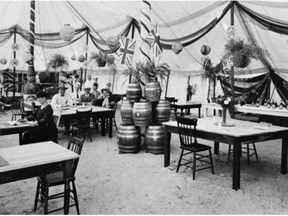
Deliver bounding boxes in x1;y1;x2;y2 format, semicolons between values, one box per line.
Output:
72;181;80;215
176;149;184;173
247;143;250;165
34;181;41;211
192;152;196;180
43;186;49;215
253;143;259;162
228;144;232;162
209;149;214;174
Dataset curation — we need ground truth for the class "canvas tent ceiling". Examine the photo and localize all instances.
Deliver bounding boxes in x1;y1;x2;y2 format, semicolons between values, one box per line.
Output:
0;1;288;102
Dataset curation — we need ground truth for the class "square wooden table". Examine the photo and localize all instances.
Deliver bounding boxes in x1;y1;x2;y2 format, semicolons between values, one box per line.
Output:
170;102;202;118
162;117;288;190
0;141;79;214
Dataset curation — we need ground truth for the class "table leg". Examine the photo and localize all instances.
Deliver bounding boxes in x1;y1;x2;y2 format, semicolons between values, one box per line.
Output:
281;132;288;174
232;139;241;190
164;127;171;167
64;180;70;215
109;116;112;138
19;133;23;145
101;117;105;136
181;108;184;116
198;107;201;118
214;142;219;154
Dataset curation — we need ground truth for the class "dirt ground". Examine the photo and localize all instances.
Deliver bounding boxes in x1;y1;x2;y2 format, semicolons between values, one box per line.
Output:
1;106;288;215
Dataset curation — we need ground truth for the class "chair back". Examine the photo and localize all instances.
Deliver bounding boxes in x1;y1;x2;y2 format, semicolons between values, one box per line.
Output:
67;136;85;176
76;108;92;126
11;101;22;115
177;117;198;146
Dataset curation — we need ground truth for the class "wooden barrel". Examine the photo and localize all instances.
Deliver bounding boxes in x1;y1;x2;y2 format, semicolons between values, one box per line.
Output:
144;82;161;102
126;83;142;102
117;125;141;153
145;125;165;154
120;100;133;125
153;100;171;124
132;101;152;134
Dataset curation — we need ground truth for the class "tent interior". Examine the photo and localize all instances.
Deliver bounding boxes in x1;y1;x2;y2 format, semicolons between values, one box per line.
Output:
0;0;288;104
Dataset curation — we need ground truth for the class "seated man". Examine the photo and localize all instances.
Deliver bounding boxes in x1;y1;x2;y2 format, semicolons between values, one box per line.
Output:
70;82;83;105
51;83;73;107
79;84;95;105
101;88;111;108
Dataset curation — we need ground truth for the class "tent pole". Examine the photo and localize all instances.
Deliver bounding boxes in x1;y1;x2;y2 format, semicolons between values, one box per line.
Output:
84;29;89;83
129;23;136;84
230;2;235;118
13;28;16;99
164;69;170;98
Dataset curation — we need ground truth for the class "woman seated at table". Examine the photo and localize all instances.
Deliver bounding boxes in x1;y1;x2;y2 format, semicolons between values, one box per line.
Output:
23;91;58;144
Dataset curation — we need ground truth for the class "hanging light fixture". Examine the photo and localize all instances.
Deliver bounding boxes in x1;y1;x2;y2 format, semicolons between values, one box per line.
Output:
201;45;211;56
226;26;237;39
172;42;183;54
11;43;20;52
78;55;85;63
107;36;119;48
10;59;19;67
59;24;75;42
71;54;76;61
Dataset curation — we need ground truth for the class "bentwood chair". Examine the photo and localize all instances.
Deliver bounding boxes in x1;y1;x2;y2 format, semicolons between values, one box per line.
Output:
72;109;92;142
176;117;214;180
34;136;85;214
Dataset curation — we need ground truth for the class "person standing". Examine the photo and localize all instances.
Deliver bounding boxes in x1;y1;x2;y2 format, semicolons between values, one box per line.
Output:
84;74;95;89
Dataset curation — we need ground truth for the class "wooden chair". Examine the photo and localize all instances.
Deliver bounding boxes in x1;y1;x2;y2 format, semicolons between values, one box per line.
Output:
53;110;62;129
11;101;25;121
72;109;92;142
176;117;214;180
34;136;85;214
228;113;259;164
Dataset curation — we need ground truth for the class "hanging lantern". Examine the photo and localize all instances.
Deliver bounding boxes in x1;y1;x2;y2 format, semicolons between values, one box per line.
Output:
71;54;76;61
107;36;119;48
107;55;115;65
172;42;183;54
11;43;20;51
22;52;33;64
10;59;19;67
201;45;211;56
59;24;75;42
0;58;7;65
226;26;237;39
78;55;85;63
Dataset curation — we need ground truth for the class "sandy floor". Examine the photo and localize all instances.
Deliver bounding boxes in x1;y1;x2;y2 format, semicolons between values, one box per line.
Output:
1;106;288;215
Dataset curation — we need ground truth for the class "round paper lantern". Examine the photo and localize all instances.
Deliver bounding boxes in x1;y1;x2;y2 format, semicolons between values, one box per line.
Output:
10;59;19;67
59;24;75;42
226;26;237;39
22;52;33;64
0;58;7;65
107;36;119;47
201;45;211;55
71;54;76;61
172;42;183;54
78;55;85;63
107;55;115;65
11;43;19;51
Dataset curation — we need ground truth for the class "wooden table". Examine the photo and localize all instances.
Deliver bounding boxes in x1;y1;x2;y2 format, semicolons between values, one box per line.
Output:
162;117;288;190
0;141;79;214
57;105;114;138
170;102;202;118
0;121;36;145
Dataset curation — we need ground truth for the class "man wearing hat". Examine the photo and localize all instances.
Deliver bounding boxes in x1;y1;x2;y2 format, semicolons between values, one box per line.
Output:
70;82;83;105
79;83;95;105
51;83;73;107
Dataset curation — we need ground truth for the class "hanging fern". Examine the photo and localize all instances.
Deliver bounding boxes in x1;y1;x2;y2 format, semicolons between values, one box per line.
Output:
47;54;69;71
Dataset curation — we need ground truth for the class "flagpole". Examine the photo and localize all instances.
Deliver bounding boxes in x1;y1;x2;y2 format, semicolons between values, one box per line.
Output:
230;3;235;118
140;0;151;63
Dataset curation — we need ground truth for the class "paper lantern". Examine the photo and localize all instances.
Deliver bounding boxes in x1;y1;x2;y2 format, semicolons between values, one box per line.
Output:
201;45;211;55
10;59;19;67
172;42;183;54
11;43;19;51
0;58;7;65
59;24;75;42
107;36;119;47
107;55;115;65
22;52;33;64
71;54;76;61
226;26;237;39
78;55;85;63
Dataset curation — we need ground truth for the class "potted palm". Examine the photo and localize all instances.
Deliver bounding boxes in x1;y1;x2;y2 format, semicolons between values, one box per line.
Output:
123;66;142;102
89;51;107;68
46;54;69;84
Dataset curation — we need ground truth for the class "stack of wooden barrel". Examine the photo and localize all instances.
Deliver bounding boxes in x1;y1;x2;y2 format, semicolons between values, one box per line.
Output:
117;82;171;154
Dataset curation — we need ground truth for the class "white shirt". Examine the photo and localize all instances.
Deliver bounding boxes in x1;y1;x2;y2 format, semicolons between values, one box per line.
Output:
70;90;84;103
51;93;73;107
84;79;95;89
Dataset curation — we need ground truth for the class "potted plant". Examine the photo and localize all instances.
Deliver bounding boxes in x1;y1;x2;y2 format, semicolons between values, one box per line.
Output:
222;38;267;68
46;54;69;84
123;66;142;102
89;51;107;68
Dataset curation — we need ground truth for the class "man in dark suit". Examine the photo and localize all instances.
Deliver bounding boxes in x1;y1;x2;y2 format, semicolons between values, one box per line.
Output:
79;83;95;105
